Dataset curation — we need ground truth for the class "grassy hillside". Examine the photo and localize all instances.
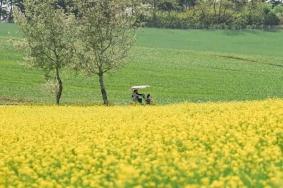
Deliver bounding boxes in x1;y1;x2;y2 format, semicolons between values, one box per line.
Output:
1;23;283;104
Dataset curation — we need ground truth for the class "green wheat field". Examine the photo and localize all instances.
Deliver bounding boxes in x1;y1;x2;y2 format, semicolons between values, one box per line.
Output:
1;23;283;104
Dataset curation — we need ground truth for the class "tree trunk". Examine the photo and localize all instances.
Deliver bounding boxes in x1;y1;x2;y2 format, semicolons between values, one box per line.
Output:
218;0;223;24
0;0;3;21
8;0;13;23
55;67;63;105
98;72;109;105
152;0;157;25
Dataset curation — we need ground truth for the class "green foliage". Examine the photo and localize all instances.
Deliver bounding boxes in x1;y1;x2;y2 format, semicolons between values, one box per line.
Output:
13;0;75;104
273;4;283;17
11;0;141;105
14;3;74;75
263;6;280;26
72;0;140;105
72;0;138;76
273;5;283;24
2;0;282;28
144;0;281;29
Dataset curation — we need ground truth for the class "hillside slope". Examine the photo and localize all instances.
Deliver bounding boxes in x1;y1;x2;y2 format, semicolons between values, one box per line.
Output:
1;23;283;104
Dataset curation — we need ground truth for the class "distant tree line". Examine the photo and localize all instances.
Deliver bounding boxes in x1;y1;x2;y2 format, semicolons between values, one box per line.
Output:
141;0;283;29
1;0;283;29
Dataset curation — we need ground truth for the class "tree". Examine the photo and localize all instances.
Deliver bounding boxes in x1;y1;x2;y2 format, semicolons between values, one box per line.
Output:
7;0;13;22
141;0;158;24
14;0;75;105
269;0;283;7
0;0;4;21
73;0;140;105
263;4;280;25
0;0;24;22
178;0;197;9
158;0;180;12
142;0;180;24
13;0;24;13
147;0;181;11
0;0;8;21
273;4;283;17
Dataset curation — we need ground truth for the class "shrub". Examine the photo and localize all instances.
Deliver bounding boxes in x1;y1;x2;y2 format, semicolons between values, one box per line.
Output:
144;2;281;29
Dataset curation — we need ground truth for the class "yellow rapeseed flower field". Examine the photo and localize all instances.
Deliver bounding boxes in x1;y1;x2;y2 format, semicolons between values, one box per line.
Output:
0;100;283;188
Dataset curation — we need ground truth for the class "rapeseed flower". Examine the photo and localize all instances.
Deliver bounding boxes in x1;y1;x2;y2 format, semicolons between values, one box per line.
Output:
0;99;282;187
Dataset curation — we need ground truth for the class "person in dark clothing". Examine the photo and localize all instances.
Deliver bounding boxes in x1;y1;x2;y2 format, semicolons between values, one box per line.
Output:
132;89;145;104
146;94;153;105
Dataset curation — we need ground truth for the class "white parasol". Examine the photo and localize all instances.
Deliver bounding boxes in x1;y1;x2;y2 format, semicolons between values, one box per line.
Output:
131;85;150;90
